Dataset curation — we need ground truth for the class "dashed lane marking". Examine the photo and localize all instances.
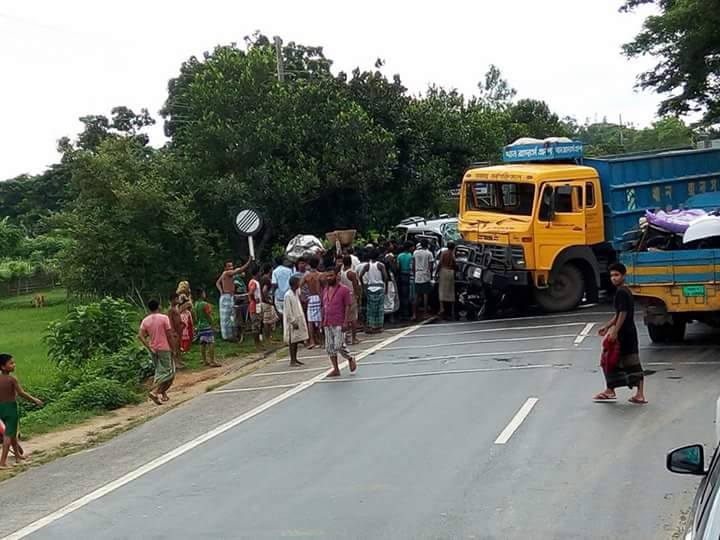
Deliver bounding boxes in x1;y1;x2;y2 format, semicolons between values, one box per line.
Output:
495;398;540;445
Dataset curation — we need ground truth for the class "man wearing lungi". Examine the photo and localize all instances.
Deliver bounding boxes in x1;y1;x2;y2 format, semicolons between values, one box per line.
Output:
300;256;324;349
216;257;253;340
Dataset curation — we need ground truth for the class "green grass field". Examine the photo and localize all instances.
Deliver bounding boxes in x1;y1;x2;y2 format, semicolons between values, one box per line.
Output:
1;288;281;437
0;288;66;390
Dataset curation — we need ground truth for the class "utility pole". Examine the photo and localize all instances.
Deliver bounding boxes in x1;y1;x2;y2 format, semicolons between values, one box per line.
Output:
619;114;624;148
273;36;285;82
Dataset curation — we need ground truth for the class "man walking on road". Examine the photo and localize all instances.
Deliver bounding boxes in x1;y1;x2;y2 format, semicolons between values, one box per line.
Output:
139;299;176;405
322;268;357;377
216;258;253;340
594;263;647;404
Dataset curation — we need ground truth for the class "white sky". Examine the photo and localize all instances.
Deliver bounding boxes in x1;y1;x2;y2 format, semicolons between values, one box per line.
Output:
0;0;661;180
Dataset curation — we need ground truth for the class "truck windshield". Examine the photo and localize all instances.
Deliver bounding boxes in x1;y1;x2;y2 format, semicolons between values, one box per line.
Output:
465;181;535;216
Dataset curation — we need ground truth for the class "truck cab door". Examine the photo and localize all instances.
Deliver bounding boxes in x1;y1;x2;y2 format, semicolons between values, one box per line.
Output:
535;181;587;272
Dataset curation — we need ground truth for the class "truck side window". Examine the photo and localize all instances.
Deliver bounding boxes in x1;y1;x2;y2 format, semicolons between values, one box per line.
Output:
554;186;575;213
553;185;583;213
586;182;596;208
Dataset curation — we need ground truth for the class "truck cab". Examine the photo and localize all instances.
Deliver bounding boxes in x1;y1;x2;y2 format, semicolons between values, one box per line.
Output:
458;145;609;313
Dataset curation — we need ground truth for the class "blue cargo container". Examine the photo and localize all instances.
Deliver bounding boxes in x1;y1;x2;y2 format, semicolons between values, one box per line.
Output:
583;148;720;250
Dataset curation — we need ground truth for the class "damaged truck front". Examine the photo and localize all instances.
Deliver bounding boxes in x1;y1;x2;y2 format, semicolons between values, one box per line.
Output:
455;140;720;319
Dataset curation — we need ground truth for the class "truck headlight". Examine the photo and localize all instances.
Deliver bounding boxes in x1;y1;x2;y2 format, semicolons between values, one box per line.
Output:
511;246;525;268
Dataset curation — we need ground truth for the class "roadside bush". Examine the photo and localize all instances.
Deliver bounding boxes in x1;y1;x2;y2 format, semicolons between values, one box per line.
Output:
19;379;141;437
53;344;154;393
62;378;141;410
45;297;135;366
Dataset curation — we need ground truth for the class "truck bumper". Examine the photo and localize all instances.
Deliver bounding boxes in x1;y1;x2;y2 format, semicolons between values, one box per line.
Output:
465;265;530;291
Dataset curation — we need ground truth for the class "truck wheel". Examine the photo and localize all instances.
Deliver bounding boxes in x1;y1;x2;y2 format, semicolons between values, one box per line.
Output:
647;323;666;343
534;264;585;313
669;319;686;342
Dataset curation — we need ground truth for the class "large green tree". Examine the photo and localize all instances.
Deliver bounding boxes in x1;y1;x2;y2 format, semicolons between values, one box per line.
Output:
622;0;720;125
161;40;397;247
58;137;214;298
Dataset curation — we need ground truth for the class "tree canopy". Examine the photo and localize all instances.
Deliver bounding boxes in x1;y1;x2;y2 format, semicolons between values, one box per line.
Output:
622;0;720;125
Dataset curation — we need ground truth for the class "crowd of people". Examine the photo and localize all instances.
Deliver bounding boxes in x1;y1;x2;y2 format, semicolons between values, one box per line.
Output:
135;237;460;405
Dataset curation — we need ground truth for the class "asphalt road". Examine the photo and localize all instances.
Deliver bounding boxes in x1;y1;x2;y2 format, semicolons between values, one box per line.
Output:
3;306;720;539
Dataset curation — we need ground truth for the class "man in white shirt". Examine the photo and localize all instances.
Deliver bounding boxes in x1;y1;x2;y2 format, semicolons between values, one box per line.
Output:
413;238;434;316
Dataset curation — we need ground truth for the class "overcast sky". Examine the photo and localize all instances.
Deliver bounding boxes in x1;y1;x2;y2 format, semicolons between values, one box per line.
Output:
0;0;660;180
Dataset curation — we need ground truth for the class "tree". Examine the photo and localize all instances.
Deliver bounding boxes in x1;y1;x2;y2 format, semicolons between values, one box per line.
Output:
72;107;155;152
160;40;397;246
477;65;517;109
622;0;720;125
506;99;575;140
575;116;695;156
58;137;215;297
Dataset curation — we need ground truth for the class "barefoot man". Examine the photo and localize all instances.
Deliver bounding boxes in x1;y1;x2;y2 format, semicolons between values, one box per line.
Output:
139;299;176;404
594;263;647;404
300;256;323;349
216;258;253;340
321;268;357;377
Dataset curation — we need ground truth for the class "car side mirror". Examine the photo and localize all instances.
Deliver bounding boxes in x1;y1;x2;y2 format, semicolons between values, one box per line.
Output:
667;444;706;475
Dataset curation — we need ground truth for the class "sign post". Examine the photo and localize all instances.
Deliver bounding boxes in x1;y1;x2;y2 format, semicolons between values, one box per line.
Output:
234;209;263;258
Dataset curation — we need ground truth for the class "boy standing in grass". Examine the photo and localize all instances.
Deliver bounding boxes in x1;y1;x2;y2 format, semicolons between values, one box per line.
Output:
0;353;43;469
194;289;221;368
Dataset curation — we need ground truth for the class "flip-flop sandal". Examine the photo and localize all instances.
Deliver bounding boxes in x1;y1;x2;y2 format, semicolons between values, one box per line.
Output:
593;393;617;402
148;393;162;405
629;397;648;404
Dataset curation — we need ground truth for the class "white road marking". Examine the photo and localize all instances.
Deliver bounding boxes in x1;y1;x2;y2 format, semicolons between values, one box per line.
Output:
573;323;596;345
320;364;564;384
494;398;540;445
423;310;614;328
253;367;328;377
213;383;300;393
255;348;571;377
646;362;720;366
276;337;385;363
384;334;577;351
406;322;585;339
0;319;435;540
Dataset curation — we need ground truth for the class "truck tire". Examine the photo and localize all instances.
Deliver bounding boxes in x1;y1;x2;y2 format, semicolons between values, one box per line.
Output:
647;319;686;343
534;264;585;313
669;319;686;342
647;322;665;343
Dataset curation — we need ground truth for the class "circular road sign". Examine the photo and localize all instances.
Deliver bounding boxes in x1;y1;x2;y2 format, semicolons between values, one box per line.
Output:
234;209;263;237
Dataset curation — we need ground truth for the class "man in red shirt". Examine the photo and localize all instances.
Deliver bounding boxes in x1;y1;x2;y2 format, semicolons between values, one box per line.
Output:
322;268;357;377
138;299;176;405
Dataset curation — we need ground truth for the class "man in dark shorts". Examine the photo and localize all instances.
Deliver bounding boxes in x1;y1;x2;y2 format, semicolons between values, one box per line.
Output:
594;263;647;404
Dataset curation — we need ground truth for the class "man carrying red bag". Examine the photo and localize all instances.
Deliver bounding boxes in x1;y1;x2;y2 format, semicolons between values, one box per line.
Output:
593;263;648;404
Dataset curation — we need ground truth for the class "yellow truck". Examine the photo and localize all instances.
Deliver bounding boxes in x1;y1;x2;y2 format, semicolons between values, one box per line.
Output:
454;140;720;318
